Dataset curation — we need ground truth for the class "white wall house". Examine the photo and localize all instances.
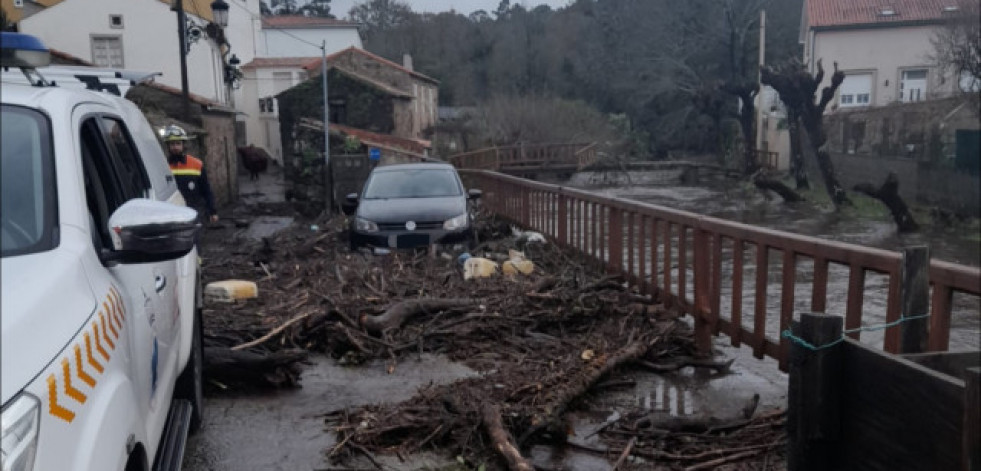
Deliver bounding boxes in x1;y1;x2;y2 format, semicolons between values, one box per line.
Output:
237;16;361;162
801;0;962;110
19;0;234;105
260;16;362;57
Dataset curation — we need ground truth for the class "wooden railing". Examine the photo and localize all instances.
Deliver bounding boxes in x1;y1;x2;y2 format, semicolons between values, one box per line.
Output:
449;143;598;172
755;150;779;170
462;170;981;371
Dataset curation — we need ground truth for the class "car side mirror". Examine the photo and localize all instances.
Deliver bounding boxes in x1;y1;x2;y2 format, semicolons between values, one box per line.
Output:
468;189;482;200
101;199;199;264
342;193;359;216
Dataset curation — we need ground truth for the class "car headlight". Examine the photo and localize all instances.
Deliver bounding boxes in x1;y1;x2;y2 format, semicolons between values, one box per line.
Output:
443;213;468;231
354;217;379;233
1;393;40;471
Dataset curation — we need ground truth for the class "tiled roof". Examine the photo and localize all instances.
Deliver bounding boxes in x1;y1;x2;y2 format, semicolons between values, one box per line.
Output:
806;0;966;28
241;57;321;70
261;15;358;29
49;48;93;66
304;47;439;85
331;123;431;155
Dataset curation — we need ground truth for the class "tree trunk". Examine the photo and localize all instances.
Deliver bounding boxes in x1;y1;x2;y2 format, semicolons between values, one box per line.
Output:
753;172;805;202
853;173;919;232
482;404;535;471
787;108;809;189
360;298;476;335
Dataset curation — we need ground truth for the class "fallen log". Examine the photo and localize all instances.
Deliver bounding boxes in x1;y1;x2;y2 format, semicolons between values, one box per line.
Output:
231;311;313;351
203;347;307;388
635;356;735;374
360;298;476;335
482;404;535;471
519;323;676;445
753;172;805;202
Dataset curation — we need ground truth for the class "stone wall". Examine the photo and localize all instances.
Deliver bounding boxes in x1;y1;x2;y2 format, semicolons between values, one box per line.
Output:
830;153;980;216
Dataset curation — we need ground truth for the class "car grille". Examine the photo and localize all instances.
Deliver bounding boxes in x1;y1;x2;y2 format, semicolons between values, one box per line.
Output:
377;221;444;231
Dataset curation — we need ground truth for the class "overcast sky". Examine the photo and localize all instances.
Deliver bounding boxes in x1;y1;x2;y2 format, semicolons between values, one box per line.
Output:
331;0;571;18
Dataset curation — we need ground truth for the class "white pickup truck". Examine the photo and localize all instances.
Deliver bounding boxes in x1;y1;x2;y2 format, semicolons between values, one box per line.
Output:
1;33;203;471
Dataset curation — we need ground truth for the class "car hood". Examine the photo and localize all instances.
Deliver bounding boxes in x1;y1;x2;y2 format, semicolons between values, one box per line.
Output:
357;196;466;224
1;237;97;405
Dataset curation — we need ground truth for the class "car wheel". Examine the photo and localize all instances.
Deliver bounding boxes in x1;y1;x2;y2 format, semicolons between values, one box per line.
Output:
175;305;204;433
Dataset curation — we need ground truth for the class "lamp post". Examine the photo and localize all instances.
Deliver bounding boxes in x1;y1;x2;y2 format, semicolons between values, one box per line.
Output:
174;0;229;121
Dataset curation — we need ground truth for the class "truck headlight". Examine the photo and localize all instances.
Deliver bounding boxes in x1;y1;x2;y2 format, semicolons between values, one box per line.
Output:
443;213;468;231
354;217;379;233
1;393;40;471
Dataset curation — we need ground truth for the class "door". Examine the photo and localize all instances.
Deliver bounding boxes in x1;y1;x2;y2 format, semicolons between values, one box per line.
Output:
900;69;928;103
75;107;180;445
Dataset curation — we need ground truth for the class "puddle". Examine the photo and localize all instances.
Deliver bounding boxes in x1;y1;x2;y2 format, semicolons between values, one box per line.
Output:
182;354;477;471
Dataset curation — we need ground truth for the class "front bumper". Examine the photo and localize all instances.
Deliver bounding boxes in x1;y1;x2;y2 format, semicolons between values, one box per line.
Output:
351;227;472;249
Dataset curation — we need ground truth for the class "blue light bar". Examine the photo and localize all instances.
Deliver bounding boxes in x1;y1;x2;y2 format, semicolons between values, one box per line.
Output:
0;32;51;68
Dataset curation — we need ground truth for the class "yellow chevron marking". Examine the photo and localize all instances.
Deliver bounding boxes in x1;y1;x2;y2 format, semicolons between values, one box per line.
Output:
105;300;120;334
60;359;87;404
73;345;96;387
107;294;123;329
92;323;110;361
47;375;75;423
110;287;126;321
84;333;104;373
100;313;115;349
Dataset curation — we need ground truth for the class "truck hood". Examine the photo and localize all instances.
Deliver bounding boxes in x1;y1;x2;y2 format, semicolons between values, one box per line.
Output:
357;196;466;224
2;239;96;405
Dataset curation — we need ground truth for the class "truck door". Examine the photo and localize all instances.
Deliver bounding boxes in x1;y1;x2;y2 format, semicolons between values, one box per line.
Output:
75;107;181;449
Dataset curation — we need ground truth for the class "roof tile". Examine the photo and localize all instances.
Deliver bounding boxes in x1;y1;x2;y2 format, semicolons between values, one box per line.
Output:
807;0;970;28
261;15;358;29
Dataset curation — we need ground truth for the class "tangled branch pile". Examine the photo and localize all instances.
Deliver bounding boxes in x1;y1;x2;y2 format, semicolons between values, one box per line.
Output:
199;207;785;470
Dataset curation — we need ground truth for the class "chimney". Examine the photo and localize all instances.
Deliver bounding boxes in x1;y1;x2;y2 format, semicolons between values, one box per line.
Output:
402;53;413;71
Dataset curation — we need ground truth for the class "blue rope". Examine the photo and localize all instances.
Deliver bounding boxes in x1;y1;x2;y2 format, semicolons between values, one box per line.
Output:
780;314;931;351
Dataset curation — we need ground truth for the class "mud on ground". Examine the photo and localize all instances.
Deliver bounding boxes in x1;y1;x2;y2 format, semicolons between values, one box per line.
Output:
198;201;787;471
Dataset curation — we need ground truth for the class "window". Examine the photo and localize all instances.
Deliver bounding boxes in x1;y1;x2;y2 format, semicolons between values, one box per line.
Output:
839;73;873;108
1;105;56;257
91;35;123;68
363;169;463;199
13;0;23;7
99;118;150;199
109;14;123;29
901;69;928;102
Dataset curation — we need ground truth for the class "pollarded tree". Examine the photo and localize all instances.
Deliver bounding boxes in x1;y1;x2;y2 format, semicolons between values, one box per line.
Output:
932;0;980;113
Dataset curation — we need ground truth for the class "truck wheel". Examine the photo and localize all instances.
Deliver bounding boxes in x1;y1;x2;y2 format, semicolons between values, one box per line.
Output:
175;307;204;433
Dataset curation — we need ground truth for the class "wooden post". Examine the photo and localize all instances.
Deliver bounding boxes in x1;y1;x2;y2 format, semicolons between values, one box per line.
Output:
900;246;930;353
608;208;623;274
693;229;712;356
557;193;568;246
788;312;843;471
965;367;980;471
521;189;530;227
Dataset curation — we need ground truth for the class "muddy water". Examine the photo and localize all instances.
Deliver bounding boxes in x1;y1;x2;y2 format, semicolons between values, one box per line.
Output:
571;173;980;352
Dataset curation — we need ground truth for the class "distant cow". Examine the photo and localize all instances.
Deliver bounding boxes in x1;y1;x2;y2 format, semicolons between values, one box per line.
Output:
238;144;269;181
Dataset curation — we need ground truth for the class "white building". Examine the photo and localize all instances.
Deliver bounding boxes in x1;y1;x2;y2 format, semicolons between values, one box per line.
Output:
801;0;963;110
237;16;362;162
15;0;238;106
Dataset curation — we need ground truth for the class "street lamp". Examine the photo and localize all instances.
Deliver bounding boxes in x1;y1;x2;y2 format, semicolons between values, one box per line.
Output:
173;0;231;120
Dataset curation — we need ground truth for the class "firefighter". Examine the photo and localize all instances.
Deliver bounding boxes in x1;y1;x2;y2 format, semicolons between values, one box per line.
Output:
162;125;218;223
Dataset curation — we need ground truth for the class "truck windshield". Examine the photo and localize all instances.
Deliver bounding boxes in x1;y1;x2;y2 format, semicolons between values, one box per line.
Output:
1;105;56;257
363;169;462;199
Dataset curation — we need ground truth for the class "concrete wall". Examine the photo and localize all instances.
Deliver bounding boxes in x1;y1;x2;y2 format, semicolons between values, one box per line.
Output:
21;0;227;104
263;28;361;57
830;153;980;216
805;25;958;108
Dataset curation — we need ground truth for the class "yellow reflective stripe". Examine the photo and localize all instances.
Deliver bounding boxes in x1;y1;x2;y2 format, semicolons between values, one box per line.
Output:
47;375;75;423
171;168;202;176
73;345;96;387
61;359;87;404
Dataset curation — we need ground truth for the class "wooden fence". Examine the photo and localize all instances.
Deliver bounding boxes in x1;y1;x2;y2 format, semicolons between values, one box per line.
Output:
449;143;598;172
461;170;981;371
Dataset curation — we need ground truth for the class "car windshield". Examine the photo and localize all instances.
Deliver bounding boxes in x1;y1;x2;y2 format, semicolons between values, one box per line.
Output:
362;169;462;199
1;105;56;257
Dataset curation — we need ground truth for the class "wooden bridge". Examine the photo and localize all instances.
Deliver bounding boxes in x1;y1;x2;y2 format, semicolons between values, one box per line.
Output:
448;143;599;178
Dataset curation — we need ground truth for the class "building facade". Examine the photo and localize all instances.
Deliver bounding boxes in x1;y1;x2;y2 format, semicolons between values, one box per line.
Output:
801;0;965;109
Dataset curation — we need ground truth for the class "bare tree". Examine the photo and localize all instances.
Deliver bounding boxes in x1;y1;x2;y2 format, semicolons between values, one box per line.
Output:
932;1;980;113
761;59;850;207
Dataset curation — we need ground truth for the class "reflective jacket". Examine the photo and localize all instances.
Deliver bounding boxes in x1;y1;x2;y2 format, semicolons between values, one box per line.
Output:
168;154;216;217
